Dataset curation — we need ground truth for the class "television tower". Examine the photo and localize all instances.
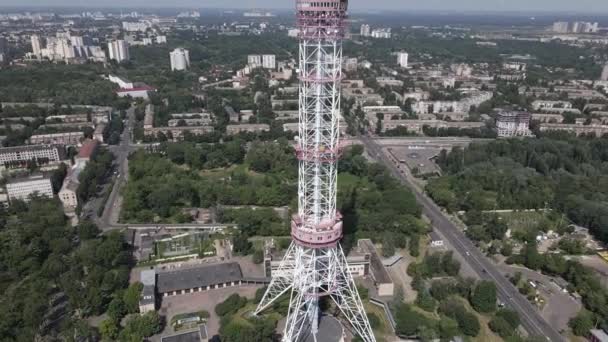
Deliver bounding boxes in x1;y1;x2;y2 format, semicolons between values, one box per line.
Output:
254;0;376;341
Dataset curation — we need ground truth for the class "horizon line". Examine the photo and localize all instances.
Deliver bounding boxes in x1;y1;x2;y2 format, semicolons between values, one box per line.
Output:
0;5;608;15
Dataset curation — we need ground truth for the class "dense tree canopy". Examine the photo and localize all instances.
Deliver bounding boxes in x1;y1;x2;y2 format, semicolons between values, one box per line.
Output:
428;137;608;244
0;199;132;340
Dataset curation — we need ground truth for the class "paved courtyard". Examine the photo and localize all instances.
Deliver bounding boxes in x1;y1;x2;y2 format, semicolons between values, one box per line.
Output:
151;285;262;341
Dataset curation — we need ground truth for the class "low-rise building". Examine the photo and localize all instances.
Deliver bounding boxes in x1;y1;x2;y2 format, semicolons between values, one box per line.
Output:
75;139;99;163
539;123;608;137
531;113;563;123
381;119;485;134
156;262;268;297
139;269;156;313
0;144;66;167
144;126;215;140
532;100;572;111
6;175;53;202
94;123;106;143
226;124;270;135
28;132;83;145
358;239;394;297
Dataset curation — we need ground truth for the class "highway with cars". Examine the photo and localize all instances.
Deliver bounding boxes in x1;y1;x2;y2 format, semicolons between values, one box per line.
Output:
359;134;565;342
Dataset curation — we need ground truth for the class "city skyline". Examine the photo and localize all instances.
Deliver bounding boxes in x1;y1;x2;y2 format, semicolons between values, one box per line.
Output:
1;0;608;13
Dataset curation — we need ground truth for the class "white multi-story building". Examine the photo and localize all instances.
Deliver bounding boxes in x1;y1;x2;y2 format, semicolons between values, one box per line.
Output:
122;21;150;32
170;48;190;71
397;52;408;68
108;40;130;62
0;145;65;166
6;175;53;202
262;54;276;69
247;54;262;67
156;36;167;44
371;28;391;39
360;24;370;37
552;21;569;33
496;112;533;138
31;34;42;57
70;36;84;47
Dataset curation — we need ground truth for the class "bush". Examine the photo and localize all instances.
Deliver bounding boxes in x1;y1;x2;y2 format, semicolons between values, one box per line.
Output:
489;316;514;338
495;308;520;329
394;304;437;336
215;294;248;317
439;299;480;337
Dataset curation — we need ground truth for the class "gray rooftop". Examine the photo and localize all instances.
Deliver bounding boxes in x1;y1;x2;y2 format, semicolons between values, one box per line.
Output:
590;329;608;342
358;239;393;284
160;330;201;342
156;262;243;294
141;269;156;286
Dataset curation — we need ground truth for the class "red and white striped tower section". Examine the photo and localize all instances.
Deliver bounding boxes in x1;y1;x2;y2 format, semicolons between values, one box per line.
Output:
254;1;376;341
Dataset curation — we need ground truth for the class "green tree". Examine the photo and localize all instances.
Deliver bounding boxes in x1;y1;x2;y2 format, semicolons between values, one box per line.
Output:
569;310;594;336
99;318;119;340
471;280;497;313
123;282;143;314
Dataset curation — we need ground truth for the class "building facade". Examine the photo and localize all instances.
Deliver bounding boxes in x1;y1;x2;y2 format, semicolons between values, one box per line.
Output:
0;145;66;166
170;48;190;71
397;52;408;68
262;54;276;69
108;40;130;62
6;175;53;202
496;112;533;138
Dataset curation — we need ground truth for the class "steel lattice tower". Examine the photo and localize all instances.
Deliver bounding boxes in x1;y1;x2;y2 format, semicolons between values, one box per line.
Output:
254;1;376;341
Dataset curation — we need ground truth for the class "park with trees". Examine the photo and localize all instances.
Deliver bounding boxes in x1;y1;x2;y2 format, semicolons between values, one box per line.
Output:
426;135;608;337
0;198;136;340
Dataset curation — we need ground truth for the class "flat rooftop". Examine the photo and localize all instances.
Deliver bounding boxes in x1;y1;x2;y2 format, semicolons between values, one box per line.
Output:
156;262;243;294
358;239;392;284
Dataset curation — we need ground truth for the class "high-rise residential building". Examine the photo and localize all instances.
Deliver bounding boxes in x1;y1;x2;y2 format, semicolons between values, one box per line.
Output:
262;54;276;69
552;21;569;33
170;48;190;71
247;54;262;67
31;34;42;57
360;24;370;37
397;52;409;68
70;36;84;47
0;37;7;63
601;64;608;81
108;40;130;62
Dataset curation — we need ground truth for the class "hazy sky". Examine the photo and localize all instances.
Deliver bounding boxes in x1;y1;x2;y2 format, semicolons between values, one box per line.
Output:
1;0;608;13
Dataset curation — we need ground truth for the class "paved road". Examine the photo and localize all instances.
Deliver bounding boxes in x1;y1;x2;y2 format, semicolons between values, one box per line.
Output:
87;106;136;229
359;135;565;342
